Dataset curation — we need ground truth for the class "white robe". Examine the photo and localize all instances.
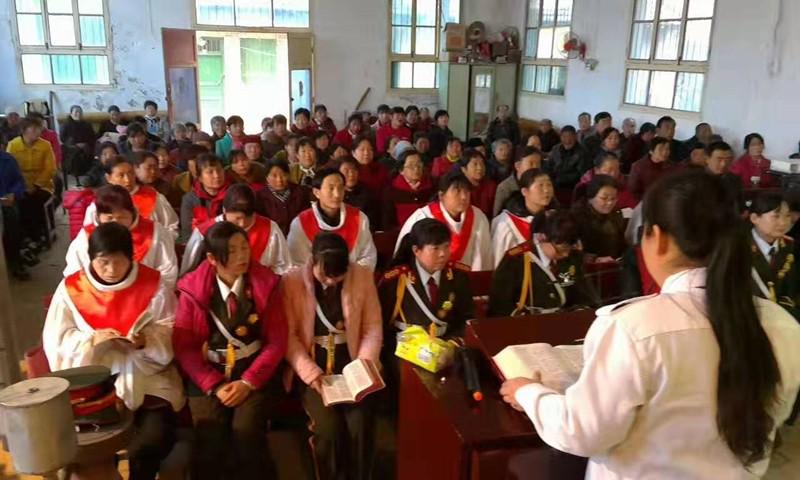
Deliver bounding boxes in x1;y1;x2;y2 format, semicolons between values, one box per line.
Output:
179;214;290;276
64;217;178;288
490;210;531;269
83;186;179;239
395;203;493;271
287;203;377;270
43;264;186;412
514;268;800;479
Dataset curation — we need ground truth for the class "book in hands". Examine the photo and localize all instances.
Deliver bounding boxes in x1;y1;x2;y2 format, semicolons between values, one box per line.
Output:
320;359;385;407
492;343;584;393
94;315;151;346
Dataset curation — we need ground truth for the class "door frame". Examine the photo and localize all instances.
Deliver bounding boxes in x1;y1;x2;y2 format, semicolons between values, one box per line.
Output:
162;28;201;125
287;32;315;118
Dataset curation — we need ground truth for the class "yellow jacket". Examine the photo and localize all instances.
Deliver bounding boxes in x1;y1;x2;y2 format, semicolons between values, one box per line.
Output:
6;137;56;193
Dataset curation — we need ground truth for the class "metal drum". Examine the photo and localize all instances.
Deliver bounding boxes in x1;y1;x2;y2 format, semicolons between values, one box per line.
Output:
0;376;77;475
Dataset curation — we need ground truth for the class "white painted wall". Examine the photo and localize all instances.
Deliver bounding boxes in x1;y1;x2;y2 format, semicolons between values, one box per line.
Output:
0;0;193;116
516;0;800;159
0;0;522;128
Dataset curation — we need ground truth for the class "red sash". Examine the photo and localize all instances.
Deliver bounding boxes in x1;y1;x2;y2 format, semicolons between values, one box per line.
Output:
65;265;161;337
247;216;272;261
507;212;532;243
132;186;158;220
428;202;475;262
198;215;272;260
84;218;155;263
298;205;361;251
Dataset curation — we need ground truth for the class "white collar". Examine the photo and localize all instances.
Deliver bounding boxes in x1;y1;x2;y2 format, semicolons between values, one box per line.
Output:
436;202;464;231
84;263;139;292
534;241;552;269
415;260;441;289
217;275;244;300
661;268;707;294
312;202;346;230
751;229;778;260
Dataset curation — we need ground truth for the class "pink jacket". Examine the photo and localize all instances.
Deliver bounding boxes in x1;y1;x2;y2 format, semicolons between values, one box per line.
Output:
280;262;383;390
173;260;287;393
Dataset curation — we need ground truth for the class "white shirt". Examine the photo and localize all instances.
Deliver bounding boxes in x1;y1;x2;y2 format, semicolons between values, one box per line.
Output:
217;275;244;317
64;216;178;288
515;268;800;479
490;210;532;268
179;214;290;277
751;228;778;263
43;264;185;412
415;260;441;301
394;202;493;271
83;186;179;239
287;203;377;270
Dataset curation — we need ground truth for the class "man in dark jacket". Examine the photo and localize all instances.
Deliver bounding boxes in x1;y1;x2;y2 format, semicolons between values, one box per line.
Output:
486;105;520;147
547;126;591;189
0;139;31;279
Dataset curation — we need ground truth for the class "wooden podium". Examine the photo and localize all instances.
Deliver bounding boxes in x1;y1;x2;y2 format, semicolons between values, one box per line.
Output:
397;310;596;480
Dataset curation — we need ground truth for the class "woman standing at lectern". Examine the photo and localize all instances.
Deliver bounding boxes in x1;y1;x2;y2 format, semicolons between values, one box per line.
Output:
500;170;800;478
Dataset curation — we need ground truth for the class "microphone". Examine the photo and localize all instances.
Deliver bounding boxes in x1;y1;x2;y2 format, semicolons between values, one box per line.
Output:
459;347;483;402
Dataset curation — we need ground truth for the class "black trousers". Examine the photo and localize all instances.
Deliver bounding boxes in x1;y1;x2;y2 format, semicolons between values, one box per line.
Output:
190;384;280;479
18;187;51;242
302;385;377;480
1;205;23;269
128;405;178;480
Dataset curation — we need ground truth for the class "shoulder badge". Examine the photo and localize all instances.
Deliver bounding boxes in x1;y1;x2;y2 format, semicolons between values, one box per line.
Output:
507;242;533;258
382;265;409;281
448;261;471;273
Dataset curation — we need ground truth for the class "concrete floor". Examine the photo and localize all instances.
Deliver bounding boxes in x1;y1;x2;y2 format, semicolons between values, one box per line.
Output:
3;204;798;479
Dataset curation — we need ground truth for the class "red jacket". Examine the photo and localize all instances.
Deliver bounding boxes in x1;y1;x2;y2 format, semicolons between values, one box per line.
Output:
333;128;358;149
375;124;412;155
730;154;777;188
173;260;287;392
358;161;390;200
470;178;497;219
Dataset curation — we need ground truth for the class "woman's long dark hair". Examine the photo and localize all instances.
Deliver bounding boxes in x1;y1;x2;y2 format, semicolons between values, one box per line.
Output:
391;218;451;268
642;170;781;466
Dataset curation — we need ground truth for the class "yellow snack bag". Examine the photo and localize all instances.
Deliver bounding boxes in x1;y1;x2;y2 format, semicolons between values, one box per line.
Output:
395;326;456;373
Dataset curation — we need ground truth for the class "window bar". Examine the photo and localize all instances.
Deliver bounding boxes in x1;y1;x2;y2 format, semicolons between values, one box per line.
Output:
676;0;688;63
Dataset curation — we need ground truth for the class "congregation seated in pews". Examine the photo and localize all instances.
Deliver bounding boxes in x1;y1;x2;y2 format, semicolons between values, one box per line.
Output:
4;98;798;479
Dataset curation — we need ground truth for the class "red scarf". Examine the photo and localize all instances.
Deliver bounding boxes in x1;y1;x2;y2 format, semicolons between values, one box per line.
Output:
132;186;158;219
428;202;474;262
298;205;361;251
191;181;229;231
65;265;161;336
507;212;532;243
391;174;433;193
85;218;155;263
200;215;272;260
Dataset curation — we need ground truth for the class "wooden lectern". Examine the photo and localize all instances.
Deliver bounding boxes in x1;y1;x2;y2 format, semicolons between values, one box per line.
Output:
397;309;597;480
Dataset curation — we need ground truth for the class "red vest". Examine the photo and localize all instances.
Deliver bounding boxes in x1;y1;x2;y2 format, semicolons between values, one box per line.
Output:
84;218;155;263
428;202;475;262
298;205;361;251
199;215;273;261
132;186;158;220
65;265;161;337
507;212;532;244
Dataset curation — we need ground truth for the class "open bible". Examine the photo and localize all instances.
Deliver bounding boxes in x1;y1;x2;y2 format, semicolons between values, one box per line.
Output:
93;315;151;346
493;343;584;393
320;359;385;407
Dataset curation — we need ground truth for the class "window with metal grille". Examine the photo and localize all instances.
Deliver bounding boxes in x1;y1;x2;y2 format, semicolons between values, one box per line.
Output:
624;0;715;112
14;0;112;85
389;0;460;90
520;0;573;97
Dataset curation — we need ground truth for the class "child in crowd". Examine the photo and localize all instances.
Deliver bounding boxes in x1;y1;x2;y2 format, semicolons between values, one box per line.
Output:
291;108;318;137
180;153;230;242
